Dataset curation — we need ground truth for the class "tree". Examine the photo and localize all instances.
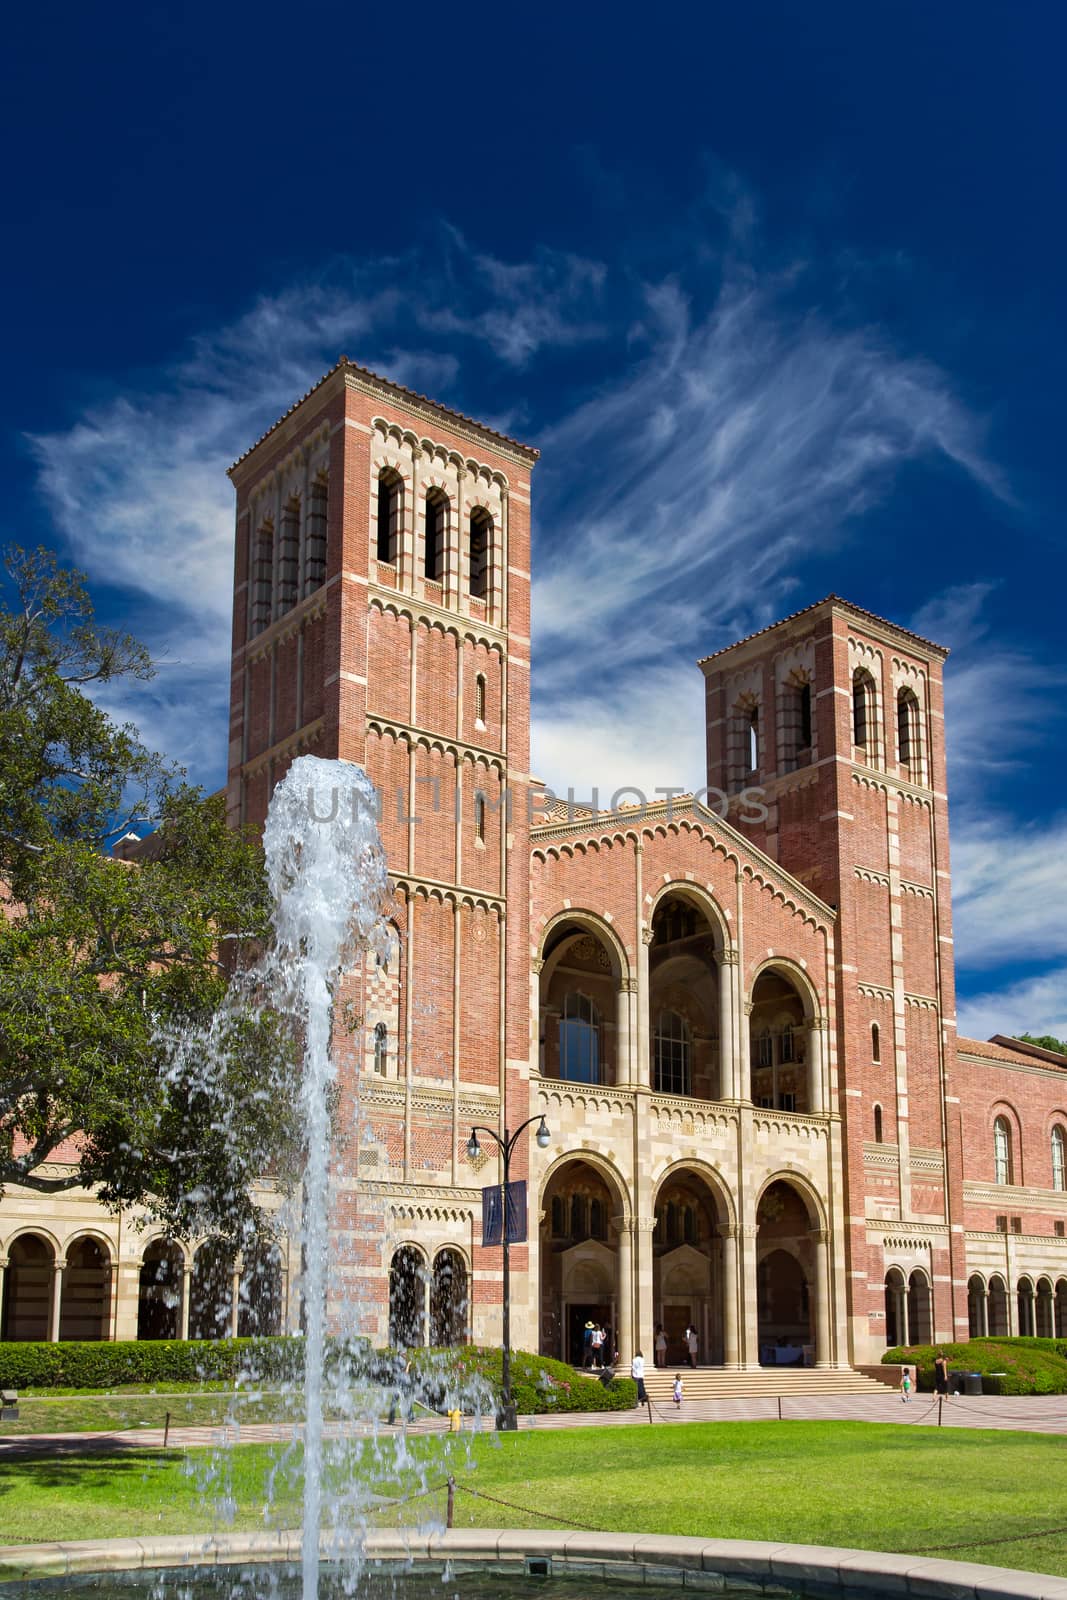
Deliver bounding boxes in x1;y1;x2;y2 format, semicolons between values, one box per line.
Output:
0;547;297;1239
1017;1034;1067;1058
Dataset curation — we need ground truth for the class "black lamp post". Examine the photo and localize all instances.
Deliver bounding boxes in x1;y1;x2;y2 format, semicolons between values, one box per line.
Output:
466;1113;551;1430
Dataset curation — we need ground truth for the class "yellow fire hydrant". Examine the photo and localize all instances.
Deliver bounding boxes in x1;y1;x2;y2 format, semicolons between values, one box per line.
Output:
448;1409;462;1433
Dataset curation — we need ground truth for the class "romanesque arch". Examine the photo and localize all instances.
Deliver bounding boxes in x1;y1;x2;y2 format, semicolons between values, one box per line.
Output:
538;912;629;1087
138;1239;185;1341
388;1244;427;1350
651;1161;732;1366
237;1240;284;1338
748;961;821;1114
1;1233;54;1341
539;1154;630;1365
907;1268;933;1345
648;889;726;1101
1036;1276;1055;1338
430;1247;468;1347
59;1237;111;1342
968;1273;988;1338
755;1176;829;1366
189;1238;236;1341
987;1273;1009;1336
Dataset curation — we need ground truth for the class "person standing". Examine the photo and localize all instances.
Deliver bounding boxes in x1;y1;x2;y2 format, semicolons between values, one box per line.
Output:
654;1324;668;1368
591;1324;605;1367
900;1367;912;1403
686;1325;699;1368
672;1374;684;1408
631;1349;648;1406
934;1351;950;1399
582;1321;594;1367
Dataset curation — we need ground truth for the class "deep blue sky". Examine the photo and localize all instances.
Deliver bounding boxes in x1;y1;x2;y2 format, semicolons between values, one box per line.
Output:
3;2;1065;1037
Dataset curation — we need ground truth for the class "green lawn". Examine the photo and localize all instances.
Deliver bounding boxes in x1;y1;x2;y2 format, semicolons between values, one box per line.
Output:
2;1422;1067;1577
2;1390;302;1435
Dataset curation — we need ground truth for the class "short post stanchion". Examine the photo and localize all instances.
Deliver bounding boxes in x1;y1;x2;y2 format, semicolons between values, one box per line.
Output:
938;1395;943;1428
446;1476;455;1529
777;1394;783;1421
646;1397;654;1424
164;1410;171;1448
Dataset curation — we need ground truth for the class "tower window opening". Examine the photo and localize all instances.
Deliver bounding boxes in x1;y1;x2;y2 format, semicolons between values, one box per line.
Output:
994;1116;1013;1186
897;687;921;779
469;509;492;599
304;473;328;594
251;520;274;634
373;1022;388;1075
872;1022;881;1062
277;496;300;613
874;1103;884;1143
748;706;759;773
1053;1126;1065;1192
473;792;486;844
424;489;447;582
377;471;402;565
799;682;812;748
475;673;487;727
853;668;876;752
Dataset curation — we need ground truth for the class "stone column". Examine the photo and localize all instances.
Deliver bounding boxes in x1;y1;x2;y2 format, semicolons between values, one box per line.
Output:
50;1259;65;1342
423;1270;432;1348
980;1285;989;1338
633;1216;656;1359
719;1224;740;1368
0;1260;6;1334
740;1002;753;1102
811;1228;832;1368
230;1258;242;1340
180;1266;192;1340
739;1223;760;1367
616;1219;634;1366
718;951;738;1099
636;930;652;1089
615;981;635;1086
808;1016;825;1116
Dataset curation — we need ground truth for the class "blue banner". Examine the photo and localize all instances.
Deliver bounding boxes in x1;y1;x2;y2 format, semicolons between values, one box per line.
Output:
482;1180;527;1245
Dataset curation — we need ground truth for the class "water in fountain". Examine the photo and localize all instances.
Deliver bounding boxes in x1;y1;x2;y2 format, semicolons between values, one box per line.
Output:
260;756;390;1599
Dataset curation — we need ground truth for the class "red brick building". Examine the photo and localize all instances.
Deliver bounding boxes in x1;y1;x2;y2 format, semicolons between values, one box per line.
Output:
3;360;1063;1362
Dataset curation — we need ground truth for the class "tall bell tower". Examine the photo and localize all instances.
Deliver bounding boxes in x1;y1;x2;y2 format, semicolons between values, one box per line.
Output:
226;358;539;1342
700;597;967;1362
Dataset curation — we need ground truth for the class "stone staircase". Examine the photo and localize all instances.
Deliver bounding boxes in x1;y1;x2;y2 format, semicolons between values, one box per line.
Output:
639;1366;891;1401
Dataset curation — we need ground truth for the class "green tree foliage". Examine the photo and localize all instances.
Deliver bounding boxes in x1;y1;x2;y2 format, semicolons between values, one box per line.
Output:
1017;1034;1067;1057
0;547;297;1239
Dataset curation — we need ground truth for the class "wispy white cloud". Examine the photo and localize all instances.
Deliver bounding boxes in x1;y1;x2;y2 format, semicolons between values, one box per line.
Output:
957;966;1067;1047
951;812;1067;971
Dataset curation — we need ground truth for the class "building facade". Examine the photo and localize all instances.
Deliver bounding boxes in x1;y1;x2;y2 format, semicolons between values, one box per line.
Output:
2;361;1066;1368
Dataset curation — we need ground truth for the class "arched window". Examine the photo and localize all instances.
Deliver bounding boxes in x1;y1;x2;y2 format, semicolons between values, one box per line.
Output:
570;1194;587;1237
278;497;300;612
779;1026;796;1064
781;676;814;769
994;1116;1013;1185
653;1010;691;1097
469;509;492;599
873;1104;884;1143
748;706;760;773
251;521;274;634
376;470;402;565
589;1198;604;1239
897;687;921;777
304;473;328;594
550;1195;564;1236
474;673;487;726
756;1030;773;1069
1018;1278;1035;1337
302;480;327;601
871;1022;881;1062
473;792;486;844
853;669;876;753
374;1022;388;1075
1053;1126;1066;1192
424;489;447;582
559;993;599;1084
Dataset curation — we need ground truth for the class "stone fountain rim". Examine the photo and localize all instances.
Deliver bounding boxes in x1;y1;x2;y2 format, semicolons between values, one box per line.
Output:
1;1529;1065;1599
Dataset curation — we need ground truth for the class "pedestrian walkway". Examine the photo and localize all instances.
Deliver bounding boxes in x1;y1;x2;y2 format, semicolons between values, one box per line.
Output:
3;1391;1067;1455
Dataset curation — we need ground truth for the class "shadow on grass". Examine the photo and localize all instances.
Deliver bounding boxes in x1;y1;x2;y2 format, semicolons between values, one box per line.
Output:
0;1447;172;1491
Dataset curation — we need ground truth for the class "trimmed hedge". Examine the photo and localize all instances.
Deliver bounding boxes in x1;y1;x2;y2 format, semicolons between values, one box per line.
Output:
0;1337;637;1413
883;1338;1067;1395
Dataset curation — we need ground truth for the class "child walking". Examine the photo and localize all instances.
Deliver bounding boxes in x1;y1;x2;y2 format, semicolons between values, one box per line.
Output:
900;1367;912;1403
673;1374;684;1408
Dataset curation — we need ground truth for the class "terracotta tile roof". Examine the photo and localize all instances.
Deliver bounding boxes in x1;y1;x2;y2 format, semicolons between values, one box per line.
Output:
697;595;948;666
229;356;540;474
958;1036;1067;1069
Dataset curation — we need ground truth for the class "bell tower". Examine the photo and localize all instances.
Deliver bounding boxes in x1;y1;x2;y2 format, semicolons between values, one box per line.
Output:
226;358;539;1341
701;596;967;1362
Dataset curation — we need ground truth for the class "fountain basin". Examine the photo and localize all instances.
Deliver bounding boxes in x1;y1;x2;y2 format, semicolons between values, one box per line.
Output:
1;1530;1064;1599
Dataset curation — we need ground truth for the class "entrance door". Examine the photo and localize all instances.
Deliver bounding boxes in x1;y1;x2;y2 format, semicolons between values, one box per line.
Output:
567;1303;611;1366
664;1304;691;1365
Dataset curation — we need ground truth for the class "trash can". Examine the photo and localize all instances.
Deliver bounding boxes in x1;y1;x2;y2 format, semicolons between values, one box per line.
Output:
949;1369;966;1394
963;1372;982;1396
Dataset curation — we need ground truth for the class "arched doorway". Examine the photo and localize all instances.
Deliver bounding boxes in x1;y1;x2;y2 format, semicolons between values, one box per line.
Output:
749;969;814;1112
907;1270;932;1345
430;1249;468;1347
756;1180;822;1365
189;1239;236;1341
237;1241;283;1337
2;1234;54;1341
649;894;722;1099
138;1241;184;1340
653;1169;726;1365
968;1274;987;1337
388;1246;426;1349
60;1239;111;1341
988;1274;1009;1336
1056;1279;1067;1338
884;1268;907;1346
539;919;624;1086
539;1158;624;1365
1036;1277;1055;1338
1017;1277;1035;1337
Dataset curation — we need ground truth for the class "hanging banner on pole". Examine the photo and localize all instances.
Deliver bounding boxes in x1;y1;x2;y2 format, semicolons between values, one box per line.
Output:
482;1180;527;1245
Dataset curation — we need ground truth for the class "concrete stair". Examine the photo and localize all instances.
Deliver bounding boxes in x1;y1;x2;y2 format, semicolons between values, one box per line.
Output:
638;1367;890;1401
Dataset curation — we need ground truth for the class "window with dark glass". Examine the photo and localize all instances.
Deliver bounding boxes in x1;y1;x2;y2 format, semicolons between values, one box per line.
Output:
653;1010;692;1096
559;993;600;1084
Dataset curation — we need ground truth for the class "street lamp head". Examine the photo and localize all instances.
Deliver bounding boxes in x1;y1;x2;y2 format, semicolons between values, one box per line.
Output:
466;1129;481;1161
535;1117;551;1149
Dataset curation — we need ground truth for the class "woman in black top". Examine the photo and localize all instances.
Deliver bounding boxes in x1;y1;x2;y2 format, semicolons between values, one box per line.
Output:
933;1351;950;1397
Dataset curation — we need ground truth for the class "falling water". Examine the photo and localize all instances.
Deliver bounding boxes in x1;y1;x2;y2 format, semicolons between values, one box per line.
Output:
261;756;389;1600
